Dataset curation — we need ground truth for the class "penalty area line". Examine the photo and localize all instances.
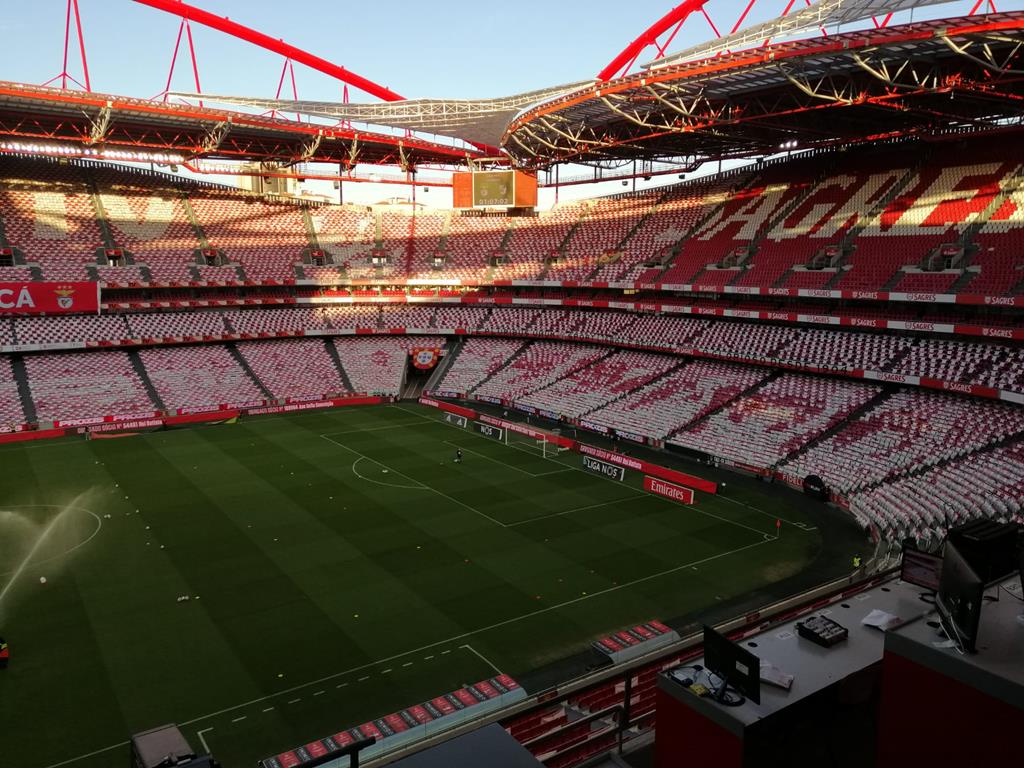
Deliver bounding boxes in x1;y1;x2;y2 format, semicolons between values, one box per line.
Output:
39;535;775;768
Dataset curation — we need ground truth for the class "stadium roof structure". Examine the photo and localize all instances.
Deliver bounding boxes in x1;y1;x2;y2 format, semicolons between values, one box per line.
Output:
503;12;1024;168
172;82;594;154
641;0;962;69
0;81;484;168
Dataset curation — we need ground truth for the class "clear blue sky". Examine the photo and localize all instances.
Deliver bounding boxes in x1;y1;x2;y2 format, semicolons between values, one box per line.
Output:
5;0;1010;102
2;0;1017;207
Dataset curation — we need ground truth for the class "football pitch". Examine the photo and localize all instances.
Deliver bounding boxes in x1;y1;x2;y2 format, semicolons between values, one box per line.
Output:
0;403;863;768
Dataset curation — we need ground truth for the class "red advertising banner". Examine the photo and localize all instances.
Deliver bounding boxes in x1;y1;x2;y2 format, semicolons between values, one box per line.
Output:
579;444;717;494
0;282;99;315
644;475;694;505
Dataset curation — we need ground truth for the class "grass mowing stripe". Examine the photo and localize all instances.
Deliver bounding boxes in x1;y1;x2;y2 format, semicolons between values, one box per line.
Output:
319;433;507;528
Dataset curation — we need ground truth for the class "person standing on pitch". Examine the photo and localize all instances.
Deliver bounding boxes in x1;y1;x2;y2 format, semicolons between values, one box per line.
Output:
455;448;463;464
0;636;9;669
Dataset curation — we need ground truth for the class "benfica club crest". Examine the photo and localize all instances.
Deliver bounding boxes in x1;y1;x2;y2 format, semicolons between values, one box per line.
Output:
412;348;440;369
54;285;76;310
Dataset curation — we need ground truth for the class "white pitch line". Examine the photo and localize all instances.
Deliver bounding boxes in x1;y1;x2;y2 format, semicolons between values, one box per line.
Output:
716;494;817;531
262;707;275;713
442;440;570;478
43;536;774;768
197;728;214;753
319;421;426;436
504;493;650;528
231;716;247;723
402;661;414;667
287;698;301;705
320;433;506;528
461;644;503;675
410;405;778;538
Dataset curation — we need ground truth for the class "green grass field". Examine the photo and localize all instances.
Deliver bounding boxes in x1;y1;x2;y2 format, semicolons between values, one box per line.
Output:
0;403;862;768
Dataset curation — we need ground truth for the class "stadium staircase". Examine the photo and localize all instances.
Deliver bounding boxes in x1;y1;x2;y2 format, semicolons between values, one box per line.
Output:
581;191;666;282
323;338;356;392
225;342;276;401
401;376;428;400
578;358;687;417
466;341;535;395
879;339;920;372
772;387;893;469
178;192;218;280
128;350;167;412
735;176;823;287
646;179;755;283
424;339;464;392
9;355;37;425
669;368;782;436
537;210;587;280
831;164;922;285
861;431;1024;495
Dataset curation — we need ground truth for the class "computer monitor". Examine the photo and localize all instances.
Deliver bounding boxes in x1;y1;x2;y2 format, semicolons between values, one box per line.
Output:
702;625;761;705
935;541;984;653
900;545;943;592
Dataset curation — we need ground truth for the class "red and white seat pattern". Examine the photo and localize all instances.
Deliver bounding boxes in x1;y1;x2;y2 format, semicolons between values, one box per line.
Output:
332;336;444;395
783;391;1024;494
517;350;679;418
695;321;801;362
308;206;375;273
433;306;490;330
430;214;509;282
586;360;771;439
547;194;657;281
850;441;1024;539
0;157;103;280
0;354;26;429
126;310;228;340
14;314;130;347
432;338;526;395
967;181;1024;295
979;347;1024;393
891;338;998;383
320;305;381;329
139;345;264;411
95;167;199;281
472;341;607;402
774;329;915;371
237;339;349;400
224;308;326;335
627;175;748;283
0;319;13;347
476;307;541;333
495;206;578;280
189;194;309;280
617;314;711;351
669;374;881;468
379;305;437;329
838;161;1014;291
749;165;905;288
24;350;155;421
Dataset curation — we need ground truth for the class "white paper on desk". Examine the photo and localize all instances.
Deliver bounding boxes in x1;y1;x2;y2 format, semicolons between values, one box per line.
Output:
760;661;793;690
862;608;901;631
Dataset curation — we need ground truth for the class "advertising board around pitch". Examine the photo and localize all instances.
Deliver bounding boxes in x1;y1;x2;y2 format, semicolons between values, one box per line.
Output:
644;475;694;504
582;454;626;482
475;421;504;442
444;412;468;429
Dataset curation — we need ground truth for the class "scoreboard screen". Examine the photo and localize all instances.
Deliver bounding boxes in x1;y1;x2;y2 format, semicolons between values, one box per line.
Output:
473;171;515;207
453;170;537;209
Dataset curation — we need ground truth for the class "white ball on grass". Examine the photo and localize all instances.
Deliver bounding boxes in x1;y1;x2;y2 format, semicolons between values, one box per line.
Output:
39;576;47;584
